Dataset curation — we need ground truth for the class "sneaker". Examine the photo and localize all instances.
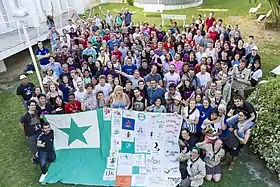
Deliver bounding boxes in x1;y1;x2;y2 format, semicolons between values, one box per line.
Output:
39;173;47;183
228;161;236;171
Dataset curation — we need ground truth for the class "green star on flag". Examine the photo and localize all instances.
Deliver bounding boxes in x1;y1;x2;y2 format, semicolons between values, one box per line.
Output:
59;118;91;145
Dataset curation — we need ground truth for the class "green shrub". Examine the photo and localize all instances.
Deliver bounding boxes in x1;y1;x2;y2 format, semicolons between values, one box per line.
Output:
127;0;134;6
248;77;280;176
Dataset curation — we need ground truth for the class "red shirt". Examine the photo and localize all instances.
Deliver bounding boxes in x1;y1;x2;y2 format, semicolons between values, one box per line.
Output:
205;17;216;31
163;42;174;51
111;50;122;61
65;100;82;114
185;39;196;48
209;30;218;43
103;35;110;42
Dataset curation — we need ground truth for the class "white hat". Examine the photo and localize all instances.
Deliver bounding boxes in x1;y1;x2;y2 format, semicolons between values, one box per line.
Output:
252;46;258;51
19;75;27;80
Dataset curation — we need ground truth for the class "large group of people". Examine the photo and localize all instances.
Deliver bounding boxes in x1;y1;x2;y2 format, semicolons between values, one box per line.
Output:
17;8;261;186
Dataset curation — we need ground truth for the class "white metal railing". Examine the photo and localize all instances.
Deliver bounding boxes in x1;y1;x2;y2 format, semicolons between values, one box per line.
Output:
0;7;75;52
0;20;23;42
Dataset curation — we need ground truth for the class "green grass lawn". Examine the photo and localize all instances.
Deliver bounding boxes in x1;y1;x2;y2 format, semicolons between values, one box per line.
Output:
1;0;280;187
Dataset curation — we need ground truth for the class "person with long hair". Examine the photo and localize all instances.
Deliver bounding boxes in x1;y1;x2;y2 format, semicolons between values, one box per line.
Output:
197;98;214;137
52;96;65;114
250;60;262;87
182;99;200;134
103;61;118;78
58;75;74;103
177;78;195;101
46;83;63;106
109;85;130;109
30;86;42;103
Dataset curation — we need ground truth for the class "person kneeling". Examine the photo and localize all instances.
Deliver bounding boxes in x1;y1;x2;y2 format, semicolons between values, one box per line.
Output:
177;147;206;187
196;139;225;182
37;122;56;182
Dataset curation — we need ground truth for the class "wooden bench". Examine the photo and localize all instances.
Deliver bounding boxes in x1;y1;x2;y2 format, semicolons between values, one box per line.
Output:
143;4;165;17
161;14;186;27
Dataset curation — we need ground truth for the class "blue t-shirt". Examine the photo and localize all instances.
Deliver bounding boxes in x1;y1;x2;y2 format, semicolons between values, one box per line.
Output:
122;64;137;75
107;40;120;52
35;48;50;66
124;12;132;25
197;105;213;131
147;87;165;105
82;48;97;57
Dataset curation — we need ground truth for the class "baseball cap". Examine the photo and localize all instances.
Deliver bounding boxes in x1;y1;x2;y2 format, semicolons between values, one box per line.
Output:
19;75;27;80
252;46;258;51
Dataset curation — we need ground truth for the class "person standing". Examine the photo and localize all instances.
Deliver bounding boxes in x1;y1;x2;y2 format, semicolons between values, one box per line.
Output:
35;41;50;71
16;75;35;109
37;122;56;182
20;100;41;163
65;93;82;114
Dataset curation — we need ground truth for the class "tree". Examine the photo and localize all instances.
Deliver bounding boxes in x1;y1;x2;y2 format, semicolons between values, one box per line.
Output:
267;0;280;26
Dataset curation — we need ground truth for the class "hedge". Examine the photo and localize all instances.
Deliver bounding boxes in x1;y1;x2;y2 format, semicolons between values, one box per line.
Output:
248;77;280;177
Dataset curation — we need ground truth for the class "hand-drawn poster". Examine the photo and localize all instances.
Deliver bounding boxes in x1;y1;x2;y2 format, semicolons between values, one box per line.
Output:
105;109;183;187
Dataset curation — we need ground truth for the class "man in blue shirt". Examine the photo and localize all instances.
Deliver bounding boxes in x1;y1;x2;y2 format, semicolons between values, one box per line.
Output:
46;56;62;78
147;79;165;106
122;57;137;75
107;34;120;52
82;42;97;61
124;8;139;26
35;41;50;71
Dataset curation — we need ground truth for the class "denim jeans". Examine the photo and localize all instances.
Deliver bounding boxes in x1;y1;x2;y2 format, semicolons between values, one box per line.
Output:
38;150;56;174
226;114;255;138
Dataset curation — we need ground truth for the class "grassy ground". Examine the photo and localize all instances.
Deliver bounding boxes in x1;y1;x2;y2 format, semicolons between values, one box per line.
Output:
1;0;280;187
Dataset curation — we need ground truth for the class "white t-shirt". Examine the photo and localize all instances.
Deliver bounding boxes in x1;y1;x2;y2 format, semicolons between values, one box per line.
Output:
183;107;200;121
251;69;263;81
201;119;222;140
74;90;87;102
196;72;211;89
95;83;112;100
163;72;180;91
164;91;181;100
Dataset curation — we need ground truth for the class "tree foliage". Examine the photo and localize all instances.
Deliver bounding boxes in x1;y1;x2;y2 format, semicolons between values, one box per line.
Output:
248;77;280;176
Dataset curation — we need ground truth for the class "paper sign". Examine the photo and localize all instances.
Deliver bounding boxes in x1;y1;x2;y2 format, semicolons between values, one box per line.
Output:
103;169;116;180
106;156;117;169
116;176;131;187
131;174;147;186
117;165;132;176
118;153;133;165
103;108;112;121
133;154;145;166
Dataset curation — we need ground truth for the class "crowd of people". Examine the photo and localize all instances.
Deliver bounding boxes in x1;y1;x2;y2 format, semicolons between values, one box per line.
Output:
17;8;261;186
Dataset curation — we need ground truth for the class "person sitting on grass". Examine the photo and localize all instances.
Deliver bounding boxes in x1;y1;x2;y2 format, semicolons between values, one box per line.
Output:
196;139;225;183
176;147;206;187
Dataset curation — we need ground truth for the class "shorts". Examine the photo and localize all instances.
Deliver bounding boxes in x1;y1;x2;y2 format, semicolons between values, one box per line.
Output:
206;164;221;175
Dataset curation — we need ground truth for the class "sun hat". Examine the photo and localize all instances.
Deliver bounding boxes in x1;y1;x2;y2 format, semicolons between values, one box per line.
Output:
19;75;27;80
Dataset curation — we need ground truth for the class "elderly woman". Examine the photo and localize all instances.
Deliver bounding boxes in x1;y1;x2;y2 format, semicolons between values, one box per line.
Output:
177;147;206;187
196;139;225;182
109;85;130;109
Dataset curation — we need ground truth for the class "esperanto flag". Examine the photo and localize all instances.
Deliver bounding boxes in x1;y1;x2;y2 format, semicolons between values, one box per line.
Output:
42;108;114;186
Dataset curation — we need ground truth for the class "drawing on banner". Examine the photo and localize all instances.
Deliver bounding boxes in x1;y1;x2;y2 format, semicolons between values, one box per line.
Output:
152;141;161;152
116;175;131;187
135;140;149;153
103;169;116;180
111;137;122;153
139;166;147;174
107;156;117;169
137;113;146;121
117;165;132;176
146;175;165;186
103;108;111;121
118;153;133;165
122;117;135;131
122;130;134;142
146;155;160;166
113;109;122;117
133;154;145;166
166;176;181;186
132;174;147;186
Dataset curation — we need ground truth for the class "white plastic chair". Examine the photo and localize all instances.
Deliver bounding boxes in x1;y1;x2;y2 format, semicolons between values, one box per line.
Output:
256;9;272;28
249;3;262;17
